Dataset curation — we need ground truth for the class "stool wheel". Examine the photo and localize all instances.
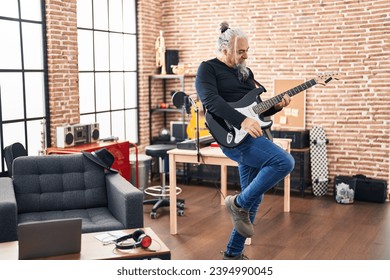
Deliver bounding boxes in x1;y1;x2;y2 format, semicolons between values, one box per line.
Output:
177;202;185;209
150;212;157;219
178;209;185;216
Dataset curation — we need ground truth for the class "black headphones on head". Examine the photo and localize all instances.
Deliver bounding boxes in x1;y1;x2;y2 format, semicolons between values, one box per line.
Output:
115;229;152;250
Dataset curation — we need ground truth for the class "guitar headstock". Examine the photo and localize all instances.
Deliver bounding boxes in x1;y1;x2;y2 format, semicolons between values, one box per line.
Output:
315;72;341;85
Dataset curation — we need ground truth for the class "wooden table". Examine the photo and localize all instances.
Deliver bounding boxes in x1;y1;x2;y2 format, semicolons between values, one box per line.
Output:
0;227;170;260
168;138;292;235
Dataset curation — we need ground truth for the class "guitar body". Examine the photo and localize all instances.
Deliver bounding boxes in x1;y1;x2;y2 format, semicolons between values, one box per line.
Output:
186;101;210;140
205;88;272;148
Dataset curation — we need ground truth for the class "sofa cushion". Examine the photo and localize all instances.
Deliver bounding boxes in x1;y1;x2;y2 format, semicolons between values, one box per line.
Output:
13;154;108;214
18;207;124;233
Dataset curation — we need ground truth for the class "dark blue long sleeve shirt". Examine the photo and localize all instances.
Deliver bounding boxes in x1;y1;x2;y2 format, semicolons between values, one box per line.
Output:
195;58;279;129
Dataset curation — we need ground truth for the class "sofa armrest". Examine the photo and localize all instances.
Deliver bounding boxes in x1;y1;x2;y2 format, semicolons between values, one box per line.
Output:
105;173;144;229
0;177;18;242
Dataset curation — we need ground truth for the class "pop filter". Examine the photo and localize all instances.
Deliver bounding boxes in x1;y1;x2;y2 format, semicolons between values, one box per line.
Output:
172;91;191;114
171;91;186;108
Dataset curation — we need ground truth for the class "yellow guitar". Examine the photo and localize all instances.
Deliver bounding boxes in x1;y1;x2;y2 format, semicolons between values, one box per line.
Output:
186;100;210;140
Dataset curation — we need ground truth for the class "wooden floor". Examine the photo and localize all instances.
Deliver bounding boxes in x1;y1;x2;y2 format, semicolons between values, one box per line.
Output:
143;183;390;260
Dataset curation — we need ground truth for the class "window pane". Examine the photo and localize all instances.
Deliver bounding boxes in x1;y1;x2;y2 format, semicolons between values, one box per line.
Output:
0;20;22;69
110;72;124;110
123;34;136;71
0;73;24;120
27;119;44;156
22;22;44;70
124;72;137;108
77;0;92;29
112;111;125;139
20;0;42;21
123;0;136;34
2;122;25;150
109;0;123;32
95;72;110;111
80;113;96;125
109;33;124;71
25;72;45;118
78;29;94;71
94;31;109;71
96;112;111;138
93;0;108;30
125;109;138;143
79;73;95;114
0;0;19;18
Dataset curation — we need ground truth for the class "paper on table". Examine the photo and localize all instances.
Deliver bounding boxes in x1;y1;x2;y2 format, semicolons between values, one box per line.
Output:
94;231;127;243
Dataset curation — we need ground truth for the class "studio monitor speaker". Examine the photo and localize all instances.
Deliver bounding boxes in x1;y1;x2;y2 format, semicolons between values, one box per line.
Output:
165;50;179;74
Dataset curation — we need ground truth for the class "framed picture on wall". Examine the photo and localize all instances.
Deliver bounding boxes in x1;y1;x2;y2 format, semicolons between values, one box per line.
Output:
272;79;306;130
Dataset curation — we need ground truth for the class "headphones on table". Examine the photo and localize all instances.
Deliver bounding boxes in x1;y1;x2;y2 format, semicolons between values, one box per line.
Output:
115;229;152;250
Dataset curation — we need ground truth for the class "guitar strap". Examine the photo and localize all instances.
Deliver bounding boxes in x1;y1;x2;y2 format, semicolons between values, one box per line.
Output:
253;79;267;93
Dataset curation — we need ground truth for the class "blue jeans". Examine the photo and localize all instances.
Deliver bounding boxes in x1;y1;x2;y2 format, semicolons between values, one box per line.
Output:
221;136;295;256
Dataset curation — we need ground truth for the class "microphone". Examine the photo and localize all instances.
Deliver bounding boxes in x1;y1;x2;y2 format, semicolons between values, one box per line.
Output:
184;96;191;114
187;96;198;112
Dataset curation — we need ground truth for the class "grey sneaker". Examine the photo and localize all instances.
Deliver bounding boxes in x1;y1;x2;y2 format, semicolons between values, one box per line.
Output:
222;251;249;260
224;195;254;237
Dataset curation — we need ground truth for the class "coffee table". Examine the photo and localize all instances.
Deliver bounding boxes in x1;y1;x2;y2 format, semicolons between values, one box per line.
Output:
0;227;170;260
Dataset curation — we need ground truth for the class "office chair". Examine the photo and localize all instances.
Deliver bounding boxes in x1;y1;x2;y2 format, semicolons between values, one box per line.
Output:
143;144;185;219
4;142;27;177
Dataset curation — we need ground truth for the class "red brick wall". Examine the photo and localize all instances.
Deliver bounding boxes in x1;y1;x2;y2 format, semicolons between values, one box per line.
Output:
45;0;80;144
45;0;389;187
137;0;390;186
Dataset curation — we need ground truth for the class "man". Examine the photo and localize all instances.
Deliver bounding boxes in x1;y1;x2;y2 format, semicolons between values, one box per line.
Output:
195;22;295;260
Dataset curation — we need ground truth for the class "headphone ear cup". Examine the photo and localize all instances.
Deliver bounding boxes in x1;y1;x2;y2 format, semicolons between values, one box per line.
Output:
131;229;145;242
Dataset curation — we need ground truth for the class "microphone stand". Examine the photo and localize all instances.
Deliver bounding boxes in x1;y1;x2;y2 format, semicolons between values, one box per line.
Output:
195;103;200;163
187;96;200;163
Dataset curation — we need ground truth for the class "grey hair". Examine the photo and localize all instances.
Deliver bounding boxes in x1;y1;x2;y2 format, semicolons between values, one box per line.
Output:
216;21;247;54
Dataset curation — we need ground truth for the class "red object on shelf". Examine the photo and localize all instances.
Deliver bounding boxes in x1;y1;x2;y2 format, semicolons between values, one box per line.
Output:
47;141;130;182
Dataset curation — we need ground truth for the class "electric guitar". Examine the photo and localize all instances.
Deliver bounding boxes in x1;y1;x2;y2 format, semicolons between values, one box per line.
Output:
186;100;210;139
204;72;340;148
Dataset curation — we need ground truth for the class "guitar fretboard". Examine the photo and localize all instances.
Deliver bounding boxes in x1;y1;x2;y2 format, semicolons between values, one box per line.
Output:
253;79;317;114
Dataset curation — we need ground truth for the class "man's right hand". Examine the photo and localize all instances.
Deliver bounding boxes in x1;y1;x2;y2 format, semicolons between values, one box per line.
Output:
241;118;263;138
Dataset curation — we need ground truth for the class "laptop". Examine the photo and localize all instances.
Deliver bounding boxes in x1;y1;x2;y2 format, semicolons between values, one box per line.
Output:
18;218;82;260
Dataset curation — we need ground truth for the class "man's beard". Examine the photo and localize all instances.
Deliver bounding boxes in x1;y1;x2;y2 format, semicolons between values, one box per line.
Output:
235;62;249;82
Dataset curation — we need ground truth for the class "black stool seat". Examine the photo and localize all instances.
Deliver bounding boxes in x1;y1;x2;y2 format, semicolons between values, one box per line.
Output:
143;144;185;219
145;144;176;158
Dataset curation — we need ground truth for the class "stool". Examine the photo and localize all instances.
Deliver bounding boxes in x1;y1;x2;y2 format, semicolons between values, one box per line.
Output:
143;144;185;219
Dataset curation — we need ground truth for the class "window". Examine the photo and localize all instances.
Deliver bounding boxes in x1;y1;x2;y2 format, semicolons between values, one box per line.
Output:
0;0;48;174
77;0;138;143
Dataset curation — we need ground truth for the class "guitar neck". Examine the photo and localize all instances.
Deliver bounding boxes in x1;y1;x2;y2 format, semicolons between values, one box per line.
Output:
253;79;317;114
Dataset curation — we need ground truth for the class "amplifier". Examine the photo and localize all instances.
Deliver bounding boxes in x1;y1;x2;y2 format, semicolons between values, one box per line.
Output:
271;129;309;149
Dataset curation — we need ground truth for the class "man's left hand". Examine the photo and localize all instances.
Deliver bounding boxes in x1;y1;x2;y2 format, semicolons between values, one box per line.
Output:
274;94;291;110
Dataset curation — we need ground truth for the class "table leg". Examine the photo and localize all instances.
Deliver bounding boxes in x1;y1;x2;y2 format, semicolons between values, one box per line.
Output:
284;174;290;212
169;154;178;234
220;165;227;205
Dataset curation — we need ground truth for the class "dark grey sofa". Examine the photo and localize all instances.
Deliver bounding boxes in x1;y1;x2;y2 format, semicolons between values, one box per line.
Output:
0;153;144;242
